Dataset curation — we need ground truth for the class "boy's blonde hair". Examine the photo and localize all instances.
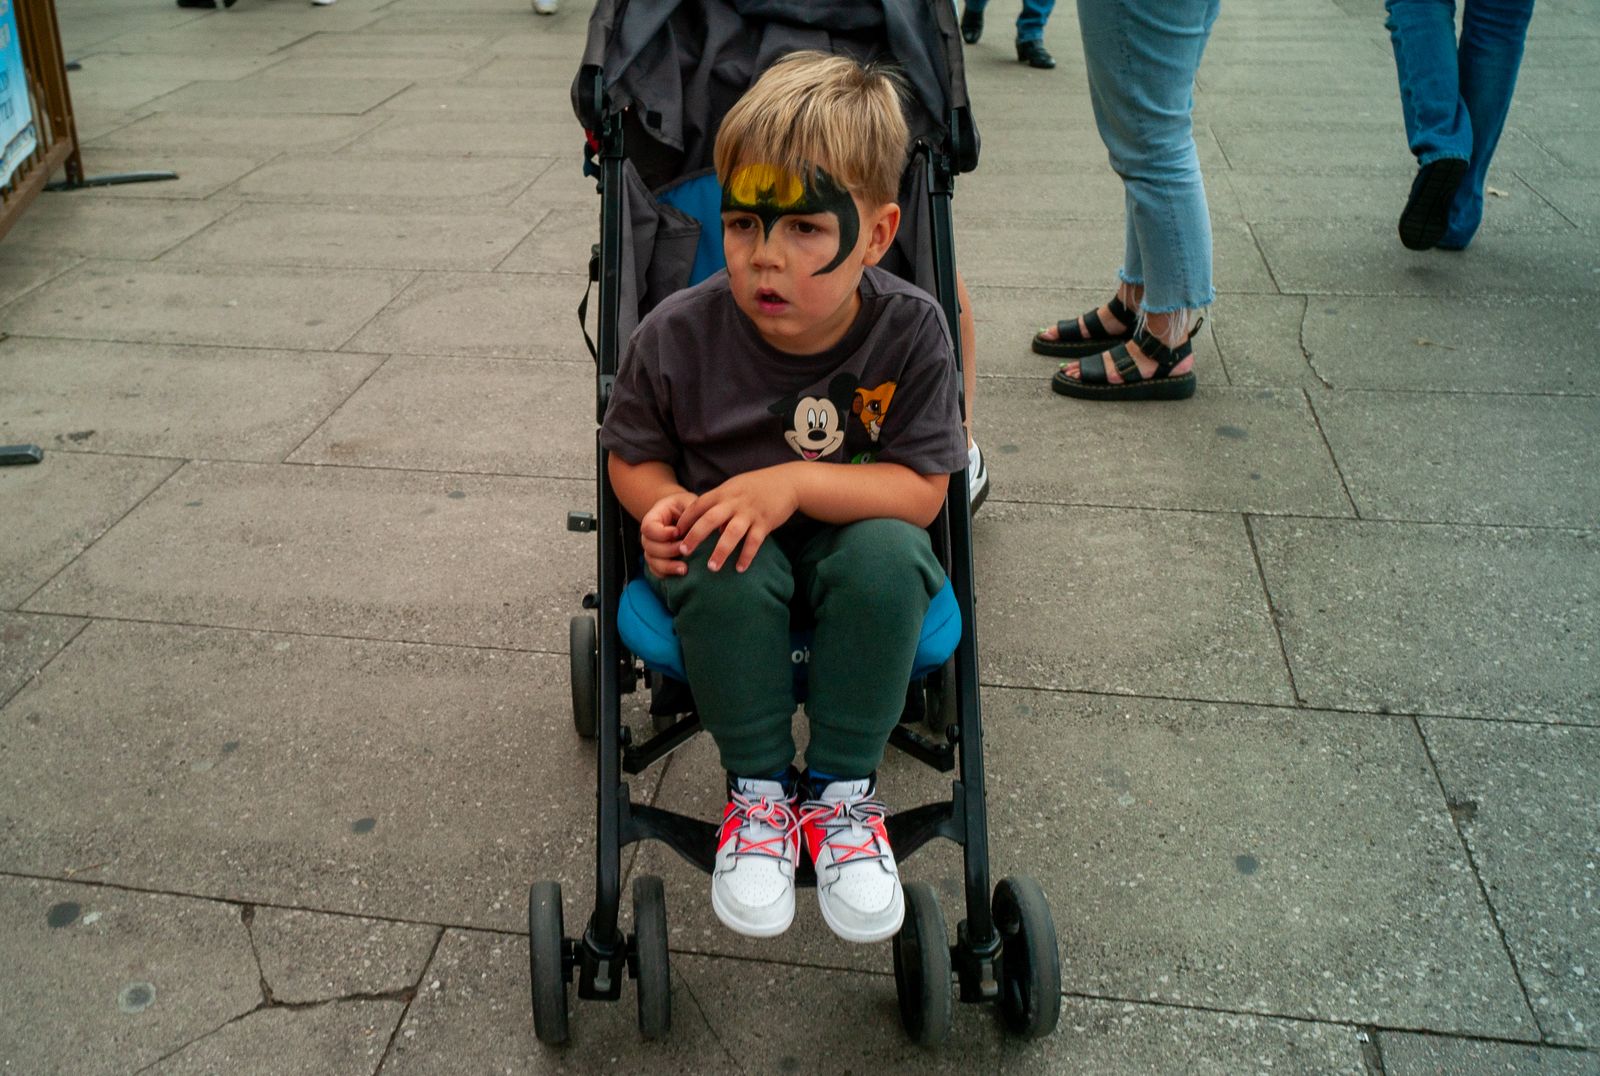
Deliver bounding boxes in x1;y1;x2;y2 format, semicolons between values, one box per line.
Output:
714;51;908;209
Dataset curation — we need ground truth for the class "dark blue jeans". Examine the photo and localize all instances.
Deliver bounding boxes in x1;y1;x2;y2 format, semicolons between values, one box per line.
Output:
1385;0;1536;249
964;0;1057;44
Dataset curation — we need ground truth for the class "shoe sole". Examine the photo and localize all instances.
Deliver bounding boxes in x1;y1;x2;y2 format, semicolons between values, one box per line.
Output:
711;883;794;938
1051;369;1196;401
1399;158;1468;251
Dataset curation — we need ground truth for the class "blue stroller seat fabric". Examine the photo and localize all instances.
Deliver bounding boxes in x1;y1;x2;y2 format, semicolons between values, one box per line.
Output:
618;573;962;686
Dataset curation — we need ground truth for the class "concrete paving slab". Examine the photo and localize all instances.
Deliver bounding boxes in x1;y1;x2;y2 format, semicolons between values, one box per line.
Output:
58;10;201;54
254;54;483;83
1523;127;1600;177
343;271;592;360
496;205;604;276
84;111;384;154
0;877;262;1075
456;55;594;91
956;164;1243;223
0;262;414;350
0;248;81;307
1521;175;1600;230
288;355;592;479
1300;296;1600;395
979;689;1533;1037
0;612;85;707
1314;390;1600;528
149;1000;403;1076
219;154;547;205
961;121;1231;174
275;31;498;58
1196;92;1399;128
973;502;1295;705
1208;293;1323;389
94;25;321;57
1252;518;1600;722
962;284;1225;382
147;76;412;116
1230;174;1571;233
0;620;616;929
70;148;272;200
0;451;177;607
338;116;558;158
67;49;286;83
688;955;1371;1074
984;381;1351;516
1420;719;1599;1046
251;908;437;1003
162;204;540;271
506;155;607;215
1213;125;1561;177
0;196;234;260
374;83;539;115
1253;222;1600;298
381;928;731;1072
0;336;383;462
24;463;592;652
1380;1031;1596;1075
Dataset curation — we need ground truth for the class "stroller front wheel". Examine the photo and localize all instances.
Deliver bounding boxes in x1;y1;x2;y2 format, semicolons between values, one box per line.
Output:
893;881;952;1045
992;876;1062;1039
631;875;671;1039
528;880;570;1045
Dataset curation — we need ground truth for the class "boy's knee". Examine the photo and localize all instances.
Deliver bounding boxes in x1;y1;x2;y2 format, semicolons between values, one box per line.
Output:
663;537;790;608
820;519;941;596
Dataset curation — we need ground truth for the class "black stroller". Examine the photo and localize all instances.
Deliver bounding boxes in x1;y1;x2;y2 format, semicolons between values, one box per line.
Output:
529;0;1061;1048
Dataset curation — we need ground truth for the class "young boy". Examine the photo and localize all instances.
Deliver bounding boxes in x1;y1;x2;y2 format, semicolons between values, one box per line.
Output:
600;52;967;944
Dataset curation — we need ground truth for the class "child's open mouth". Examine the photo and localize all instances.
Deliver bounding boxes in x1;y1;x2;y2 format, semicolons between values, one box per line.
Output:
755;287;788;314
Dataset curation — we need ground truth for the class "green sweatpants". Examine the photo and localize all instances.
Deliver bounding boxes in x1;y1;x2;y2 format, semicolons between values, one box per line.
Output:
649;518;944;779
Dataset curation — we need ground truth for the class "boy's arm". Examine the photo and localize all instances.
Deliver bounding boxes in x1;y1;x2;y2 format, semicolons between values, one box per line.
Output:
608;456;686;522
676;460;947;573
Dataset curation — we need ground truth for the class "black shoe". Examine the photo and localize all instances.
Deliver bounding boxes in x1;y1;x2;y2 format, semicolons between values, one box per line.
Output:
176;0;217;7
1016;39;1056;69
1398;157;1468;251
960;7;983;44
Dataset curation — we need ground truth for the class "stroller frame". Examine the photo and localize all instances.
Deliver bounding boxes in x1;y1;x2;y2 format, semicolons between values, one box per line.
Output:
530;50;1060;1049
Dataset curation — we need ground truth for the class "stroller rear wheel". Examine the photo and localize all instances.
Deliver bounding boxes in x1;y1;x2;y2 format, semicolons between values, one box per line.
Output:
569;614;598;739
631;875;671;1038
528;880;570;1045
992;876;1061;1039
893;881;952;1045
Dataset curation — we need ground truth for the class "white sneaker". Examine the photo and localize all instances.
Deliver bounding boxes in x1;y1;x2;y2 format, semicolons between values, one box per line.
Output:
967;441;989;513
532;0;557;13
711;777;798;937
311;0;337;6
799;777;903;943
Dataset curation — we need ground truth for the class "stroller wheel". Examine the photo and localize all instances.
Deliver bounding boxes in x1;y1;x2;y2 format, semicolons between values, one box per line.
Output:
527;881;570;1045
992;876;1061;1039
569;615;598;739
631;875;671;1039
893;882;952;1045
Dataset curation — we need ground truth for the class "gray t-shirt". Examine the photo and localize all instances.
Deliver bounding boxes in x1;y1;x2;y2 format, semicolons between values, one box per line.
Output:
601;265;968;502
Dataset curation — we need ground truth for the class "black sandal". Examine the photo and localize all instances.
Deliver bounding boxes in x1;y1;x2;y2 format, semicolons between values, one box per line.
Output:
1051;319;1201;402
1032;294;1138;358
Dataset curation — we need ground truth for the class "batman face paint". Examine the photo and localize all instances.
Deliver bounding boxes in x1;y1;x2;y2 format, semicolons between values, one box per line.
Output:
721;162;861;276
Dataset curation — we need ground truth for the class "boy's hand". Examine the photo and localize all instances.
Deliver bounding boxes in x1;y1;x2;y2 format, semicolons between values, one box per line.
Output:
640;491;697;578
677;468;800;573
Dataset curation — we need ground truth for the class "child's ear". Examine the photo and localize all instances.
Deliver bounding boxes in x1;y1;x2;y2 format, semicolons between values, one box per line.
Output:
859;201;900;267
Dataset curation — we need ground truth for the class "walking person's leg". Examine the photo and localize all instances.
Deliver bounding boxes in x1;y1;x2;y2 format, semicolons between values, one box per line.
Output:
1045;0;1218;400
962;0;988;44
1016;0;1059;67
1440;0;1537;249
1384;0;1475;248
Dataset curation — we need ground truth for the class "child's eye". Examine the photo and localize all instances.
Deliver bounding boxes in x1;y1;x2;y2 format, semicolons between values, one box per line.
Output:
792;220;820;235
725;216;755;232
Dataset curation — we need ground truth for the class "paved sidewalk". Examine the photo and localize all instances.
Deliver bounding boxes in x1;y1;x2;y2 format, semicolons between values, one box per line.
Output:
1;0;1596;1072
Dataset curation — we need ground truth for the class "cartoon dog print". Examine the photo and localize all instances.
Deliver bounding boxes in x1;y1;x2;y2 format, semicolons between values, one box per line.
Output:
851;381;897;442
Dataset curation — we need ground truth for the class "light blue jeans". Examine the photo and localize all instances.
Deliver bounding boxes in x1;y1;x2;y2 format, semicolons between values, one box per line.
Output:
964;0;1057;44
1384;0;1536;249
1078;0;1220;316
